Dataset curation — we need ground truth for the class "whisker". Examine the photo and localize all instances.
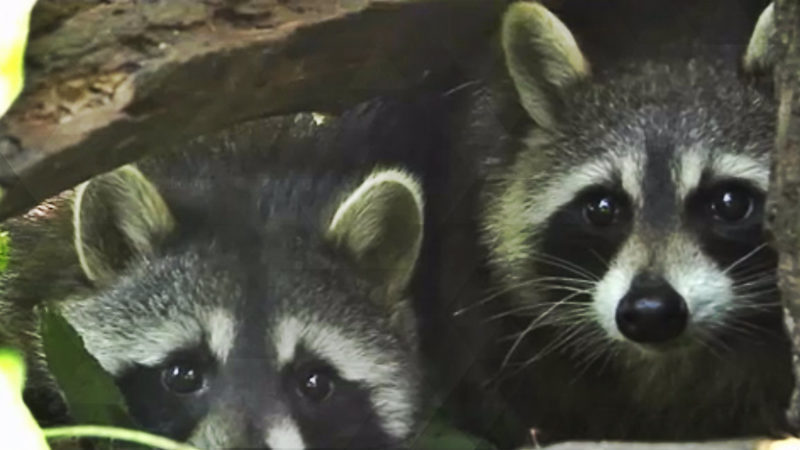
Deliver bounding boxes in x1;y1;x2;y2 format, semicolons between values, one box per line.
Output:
723;243;769;275
507;320;594;379
707;315;771;341
572;328;614;374
453;276;595;316
692;331;729;363
732;268;776;284
441;79;481;97
529;251;600;282
589;249;610;270
500;291;590;368
484;297;592;322
493;308;592;342
730;261;775;279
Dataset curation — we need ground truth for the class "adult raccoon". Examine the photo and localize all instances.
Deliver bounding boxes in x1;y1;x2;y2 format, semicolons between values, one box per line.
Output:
458;1;792;445
0;122;426;448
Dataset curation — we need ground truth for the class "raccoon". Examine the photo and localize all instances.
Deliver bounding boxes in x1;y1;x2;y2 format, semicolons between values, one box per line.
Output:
1;130;426;448
466;1;792;444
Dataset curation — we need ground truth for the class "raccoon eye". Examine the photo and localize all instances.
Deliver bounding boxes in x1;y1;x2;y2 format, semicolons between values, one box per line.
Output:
708;184;754;223
296;368;335;403
583;191;620;227
161;362;206;395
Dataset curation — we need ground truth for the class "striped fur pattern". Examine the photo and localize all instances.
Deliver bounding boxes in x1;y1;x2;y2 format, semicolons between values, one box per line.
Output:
2;132;425;449
480;1;792;443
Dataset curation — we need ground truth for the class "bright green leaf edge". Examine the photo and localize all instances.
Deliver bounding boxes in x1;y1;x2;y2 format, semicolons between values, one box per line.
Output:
40;308;136;434
45;426;200;450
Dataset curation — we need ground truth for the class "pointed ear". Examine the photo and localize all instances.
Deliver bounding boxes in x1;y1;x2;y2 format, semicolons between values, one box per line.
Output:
743;3;779;74
73;165;175;284
327;169;424;297
501;1;589;129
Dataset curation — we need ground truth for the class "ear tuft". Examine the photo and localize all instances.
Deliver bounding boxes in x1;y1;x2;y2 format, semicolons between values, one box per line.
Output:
501;1;589;129
327;169;424;297
743;3;779;75
73;165;174;283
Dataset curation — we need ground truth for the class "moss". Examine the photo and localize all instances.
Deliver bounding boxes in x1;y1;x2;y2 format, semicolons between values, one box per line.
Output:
0;230;10;273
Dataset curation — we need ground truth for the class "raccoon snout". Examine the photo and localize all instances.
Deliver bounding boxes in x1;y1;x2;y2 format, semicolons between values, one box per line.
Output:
615;274;688;343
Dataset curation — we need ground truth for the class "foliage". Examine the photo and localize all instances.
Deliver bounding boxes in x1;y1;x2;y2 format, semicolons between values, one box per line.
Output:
0;0;37;117
413;417;498;450
0;349;49;450
0;230;9;273
9;309;202;449
40;309;135;434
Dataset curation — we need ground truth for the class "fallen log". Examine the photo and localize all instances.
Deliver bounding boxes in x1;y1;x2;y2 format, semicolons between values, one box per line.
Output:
0;0;504;220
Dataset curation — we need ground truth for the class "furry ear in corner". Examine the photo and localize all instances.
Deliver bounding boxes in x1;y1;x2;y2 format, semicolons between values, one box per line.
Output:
73;165;174;284
327;169;424;299
743;3;779;75
501;1;589;129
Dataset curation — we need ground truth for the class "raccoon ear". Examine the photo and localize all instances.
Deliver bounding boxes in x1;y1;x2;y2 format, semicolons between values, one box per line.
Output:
327;169;424;296
501;1;589;129
743;3;778;74
73;165;175;284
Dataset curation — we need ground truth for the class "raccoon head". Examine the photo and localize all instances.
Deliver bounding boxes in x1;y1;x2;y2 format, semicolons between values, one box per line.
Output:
485;2;781;362
61;164;424;449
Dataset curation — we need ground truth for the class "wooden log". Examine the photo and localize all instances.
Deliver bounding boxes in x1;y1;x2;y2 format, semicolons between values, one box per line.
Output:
537;438;800;450
767;0;800;433
0;0;504;220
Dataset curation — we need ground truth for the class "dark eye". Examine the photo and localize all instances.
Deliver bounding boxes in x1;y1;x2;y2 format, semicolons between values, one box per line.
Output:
708;184;755;223
583;191;621;227
161;362;206;395
296;368;335;403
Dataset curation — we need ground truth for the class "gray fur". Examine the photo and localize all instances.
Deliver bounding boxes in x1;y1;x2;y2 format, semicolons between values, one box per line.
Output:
479;2;791;443
2;153;425;448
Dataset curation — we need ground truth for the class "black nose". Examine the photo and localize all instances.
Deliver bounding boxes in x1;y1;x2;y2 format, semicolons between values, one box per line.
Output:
615;274;688;343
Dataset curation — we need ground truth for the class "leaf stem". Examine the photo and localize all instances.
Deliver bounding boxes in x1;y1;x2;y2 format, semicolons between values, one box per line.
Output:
43;425;200;450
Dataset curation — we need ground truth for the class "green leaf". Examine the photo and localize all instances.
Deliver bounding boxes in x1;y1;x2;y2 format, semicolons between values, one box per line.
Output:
0;348;51;450
412;417;497;450
0;230;11;273
40;307;136;447
0;0;37;118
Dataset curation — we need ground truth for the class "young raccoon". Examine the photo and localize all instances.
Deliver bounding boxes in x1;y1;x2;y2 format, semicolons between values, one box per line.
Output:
474;1;791;444
2;138;426;448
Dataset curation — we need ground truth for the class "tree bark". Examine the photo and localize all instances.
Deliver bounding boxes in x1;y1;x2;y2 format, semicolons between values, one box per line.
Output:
0;0;504;221
538;439;796;450
767;0;800;432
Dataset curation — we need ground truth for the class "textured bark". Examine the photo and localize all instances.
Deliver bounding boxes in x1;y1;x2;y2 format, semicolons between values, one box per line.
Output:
767;0;800;432
0;0;503;221
539;439;796;450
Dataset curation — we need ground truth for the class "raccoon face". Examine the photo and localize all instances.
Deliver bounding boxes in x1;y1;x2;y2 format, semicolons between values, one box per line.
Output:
486;3;780;358
59;165;424;449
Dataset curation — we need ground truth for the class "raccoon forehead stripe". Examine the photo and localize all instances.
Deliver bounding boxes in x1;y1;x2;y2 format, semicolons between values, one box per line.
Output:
676;146;708;199
524;153;642;228
711;153;769;190
61;304;236;375
136;307;236;367
274;316;414;439
204;308;237;364
677;150;768;198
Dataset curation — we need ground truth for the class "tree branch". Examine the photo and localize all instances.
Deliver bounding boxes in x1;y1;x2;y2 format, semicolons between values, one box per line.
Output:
0;0;504;220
